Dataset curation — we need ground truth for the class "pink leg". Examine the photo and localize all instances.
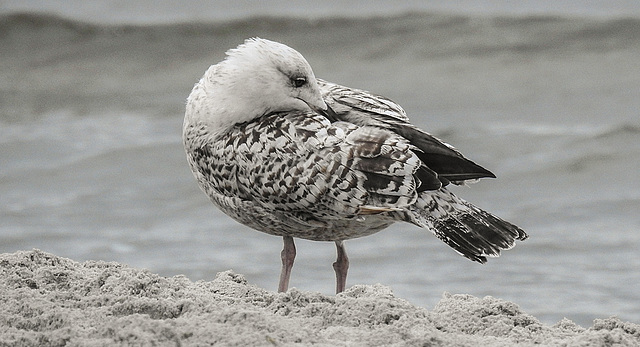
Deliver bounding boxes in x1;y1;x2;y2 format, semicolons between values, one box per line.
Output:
333;241;349;294
278;236;296;292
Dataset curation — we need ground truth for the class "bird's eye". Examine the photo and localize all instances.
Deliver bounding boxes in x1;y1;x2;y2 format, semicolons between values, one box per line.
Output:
291;77;307;88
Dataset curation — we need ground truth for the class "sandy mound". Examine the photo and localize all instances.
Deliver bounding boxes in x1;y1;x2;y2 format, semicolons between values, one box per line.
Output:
1;250;638;346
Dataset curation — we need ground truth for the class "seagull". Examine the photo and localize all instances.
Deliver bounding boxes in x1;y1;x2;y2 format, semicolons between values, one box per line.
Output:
183;38;528;294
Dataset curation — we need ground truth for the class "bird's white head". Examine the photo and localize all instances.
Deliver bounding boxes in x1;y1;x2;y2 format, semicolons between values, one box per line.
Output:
185;38;329;136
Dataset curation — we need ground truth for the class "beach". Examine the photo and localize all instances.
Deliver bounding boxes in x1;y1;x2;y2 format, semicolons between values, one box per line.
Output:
1;2;640;330
1;249;638;346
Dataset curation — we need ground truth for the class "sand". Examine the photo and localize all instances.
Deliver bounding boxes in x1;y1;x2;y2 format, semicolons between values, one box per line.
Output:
1;250;638;346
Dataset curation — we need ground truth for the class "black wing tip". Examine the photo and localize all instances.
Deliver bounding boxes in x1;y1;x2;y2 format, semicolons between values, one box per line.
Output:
441;170;496;182
484;168;497;179
414;151;498;182
456;161;496;180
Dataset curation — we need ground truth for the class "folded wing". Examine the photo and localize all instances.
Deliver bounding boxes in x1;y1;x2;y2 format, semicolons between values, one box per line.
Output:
318;79;495;188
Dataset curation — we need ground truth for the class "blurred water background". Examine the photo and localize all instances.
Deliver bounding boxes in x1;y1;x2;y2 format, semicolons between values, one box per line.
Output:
1;1;639;327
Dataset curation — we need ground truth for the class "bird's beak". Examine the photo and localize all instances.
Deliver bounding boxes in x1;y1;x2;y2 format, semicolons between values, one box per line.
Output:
307;102;339;122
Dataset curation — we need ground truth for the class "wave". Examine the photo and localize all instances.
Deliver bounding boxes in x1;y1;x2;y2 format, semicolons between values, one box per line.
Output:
3;12;640;58
593;122;640;139
481;121;640;139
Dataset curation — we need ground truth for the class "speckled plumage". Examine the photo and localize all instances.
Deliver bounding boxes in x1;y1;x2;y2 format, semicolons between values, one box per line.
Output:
185;110;420;239
183;38;527;292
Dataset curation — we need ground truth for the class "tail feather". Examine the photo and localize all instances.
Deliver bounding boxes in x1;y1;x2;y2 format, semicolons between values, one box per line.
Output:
408;189;528;263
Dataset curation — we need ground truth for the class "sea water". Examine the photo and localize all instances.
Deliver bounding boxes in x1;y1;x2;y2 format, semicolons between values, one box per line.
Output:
1;2;639;326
